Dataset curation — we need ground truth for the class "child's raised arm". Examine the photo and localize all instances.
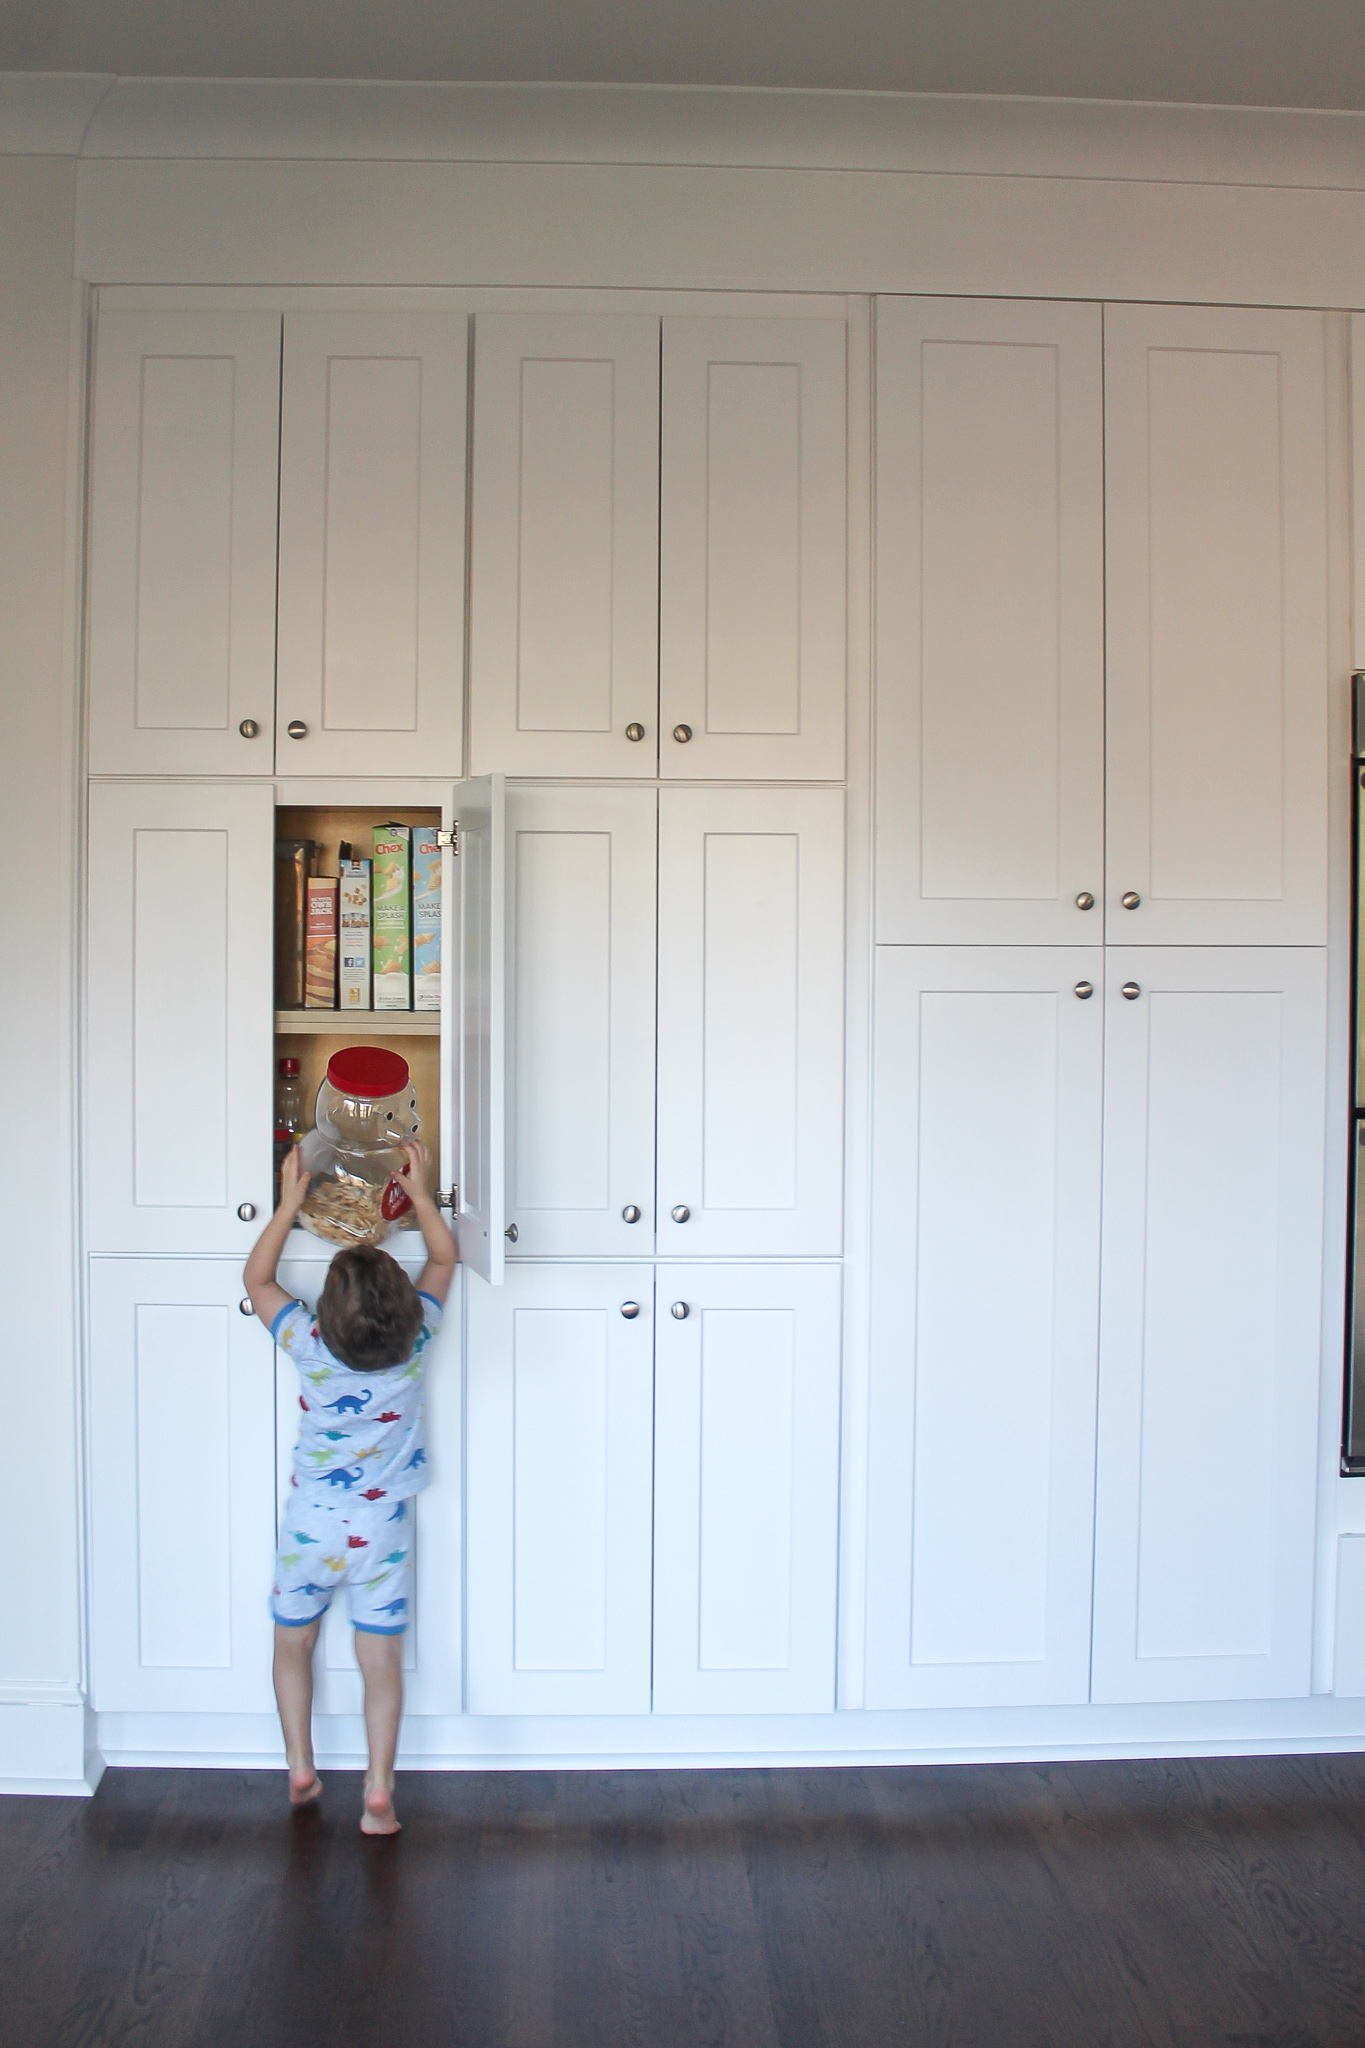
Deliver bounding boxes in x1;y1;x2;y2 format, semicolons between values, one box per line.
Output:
243;1146;311;1330
400;1141;459;1306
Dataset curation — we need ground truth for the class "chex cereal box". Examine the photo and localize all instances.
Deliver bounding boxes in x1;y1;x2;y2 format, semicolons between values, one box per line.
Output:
304;877;338;1009
371;824;412;1010
338;857;372;1010
412;830;442;1013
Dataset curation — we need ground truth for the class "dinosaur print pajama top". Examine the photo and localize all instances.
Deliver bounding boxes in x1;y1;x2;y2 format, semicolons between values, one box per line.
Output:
269;1293;441;1635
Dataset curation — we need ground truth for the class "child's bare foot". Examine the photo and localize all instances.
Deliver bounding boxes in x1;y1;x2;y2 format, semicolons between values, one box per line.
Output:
289;1766;322;1807
361;1783;401;1835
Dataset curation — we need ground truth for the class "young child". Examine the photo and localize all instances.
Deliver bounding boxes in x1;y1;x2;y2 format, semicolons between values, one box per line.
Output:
243;1137;457;1835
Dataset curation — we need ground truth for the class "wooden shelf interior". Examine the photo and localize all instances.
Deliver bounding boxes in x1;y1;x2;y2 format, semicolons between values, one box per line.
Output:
275;1009;438;1036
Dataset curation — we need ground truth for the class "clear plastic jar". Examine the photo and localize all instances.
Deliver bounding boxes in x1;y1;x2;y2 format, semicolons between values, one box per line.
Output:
297;1045;422;1247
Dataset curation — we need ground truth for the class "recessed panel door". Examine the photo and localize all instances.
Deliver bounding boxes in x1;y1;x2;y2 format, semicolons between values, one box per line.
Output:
660;315;847;780
874;298;1104;943
465;1265;654;1715
87;309;281;776
89;1258;277;1713
653;1264;842;1714
505;786;657;1257
470;313;660;776
1105;305;1328;944
87;782;274;1255
1092;948;1326;1703
656;786;845;1256
864;947;1104;1709
276;313;467;777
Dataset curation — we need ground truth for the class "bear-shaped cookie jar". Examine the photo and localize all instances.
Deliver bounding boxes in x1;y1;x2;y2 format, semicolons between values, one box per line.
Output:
296;1045;423;1246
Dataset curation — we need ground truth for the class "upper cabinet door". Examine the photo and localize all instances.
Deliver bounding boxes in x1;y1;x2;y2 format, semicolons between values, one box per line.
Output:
660;315;847;781
1092;948;1326;1704
87;310;281;776
469;313;660;777
656;786;845;1257
864;946;1104;1711
276;313;467;778
450;774;506;1285
87;782;274;1256
506;786;657;1257
874;299;1104;944
1105;306;1328;945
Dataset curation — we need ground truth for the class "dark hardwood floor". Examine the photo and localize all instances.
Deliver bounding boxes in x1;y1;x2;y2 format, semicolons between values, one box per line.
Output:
4;1754;1365;2046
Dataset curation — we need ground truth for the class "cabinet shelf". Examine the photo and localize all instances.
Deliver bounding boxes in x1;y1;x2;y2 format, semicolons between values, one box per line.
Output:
275;1009;439;1037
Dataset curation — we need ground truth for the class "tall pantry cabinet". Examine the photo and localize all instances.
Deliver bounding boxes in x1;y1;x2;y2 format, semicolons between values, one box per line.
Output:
867;298;1330;1709
82;290;854;1732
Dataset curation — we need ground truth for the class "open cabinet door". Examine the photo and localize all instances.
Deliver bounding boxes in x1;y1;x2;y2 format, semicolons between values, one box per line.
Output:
450;773;506;1283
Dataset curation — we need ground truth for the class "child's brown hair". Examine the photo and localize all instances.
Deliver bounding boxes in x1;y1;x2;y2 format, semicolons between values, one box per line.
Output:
316;1246;424;1372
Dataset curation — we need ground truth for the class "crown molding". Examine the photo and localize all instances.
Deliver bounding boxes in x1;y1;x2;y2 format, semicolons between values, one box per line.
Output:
8;74;1365;189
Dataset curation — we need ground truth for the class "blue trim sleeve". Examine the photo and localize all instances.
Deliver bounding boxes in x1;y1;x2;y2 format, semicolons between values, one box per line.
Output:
271;1299;304;1342
417;1291;441;1312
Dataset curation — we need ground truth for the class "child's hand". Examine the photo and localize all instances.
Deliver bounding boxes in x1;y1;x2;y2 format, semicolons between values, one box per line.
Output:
400;1139;432;1191
278;1144;311;1216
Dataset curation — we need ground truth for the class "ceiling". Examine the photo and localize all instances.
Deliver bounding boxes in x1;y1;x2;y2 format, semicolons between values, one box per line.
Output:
5;0;1365;111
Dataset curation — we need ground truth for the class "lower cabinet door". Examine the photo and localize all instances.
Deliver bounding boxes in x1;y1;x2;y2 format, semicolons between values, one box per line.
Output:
864;947;1104;1709
89;1258;277;1714
465;1264;654;1714
653;1264;842;1714
1091;948;1327;1703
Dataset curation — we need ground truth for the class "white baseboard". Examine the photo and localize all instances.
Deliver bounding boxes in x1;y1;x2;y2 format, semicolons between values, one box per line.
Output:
92;1696;1365;1774
0;1699;102;1795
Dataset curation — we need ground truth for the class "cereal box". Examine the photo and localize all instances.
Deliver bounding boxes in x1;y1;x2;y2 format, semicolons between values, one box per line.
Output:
371;824;412;1010
304;877;338;1009
337;857;371;1010
412;831;442;1013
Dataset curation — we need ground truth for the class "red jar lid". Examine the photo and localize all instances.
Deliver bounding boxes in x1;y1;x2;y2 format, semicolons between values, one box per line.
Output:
278;1056;300;1076
325;1045;410;1099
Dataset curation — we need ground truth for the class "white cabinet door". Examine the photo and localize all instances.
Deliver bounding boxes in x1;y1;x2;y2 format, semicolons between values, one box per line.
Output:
864;947;1104;1709
89;1258;277;1713
87;309;281;776
874;299;1105;944
276;312;467;777
506;786;657;1257
1105;306;1328;944
449;774;506;1286
87;782;274;1255
653;1264;842;1714
469;313;659;777
656;787;845;1257
1092;948;1326;1703
660;315;847;780
464;1265;654;1715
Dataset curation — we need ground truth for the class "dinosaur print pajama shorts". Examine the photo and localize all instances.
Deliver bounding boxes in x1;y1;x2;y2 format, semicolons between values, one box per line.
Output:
272;1490;413;1634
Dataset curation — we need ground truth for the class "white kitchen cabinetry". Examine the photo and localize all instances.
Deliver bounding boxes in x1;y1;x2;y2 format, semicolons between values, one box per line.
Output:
864;947;1104;1709
660;315;848;781
874;299;1104;945
656;786;845;1258
469;313;660;777
652;1265;842;1715
464;1265;654;1714
1092;948;1326;1703
505;785;658;1257
1104;306;1328;945
276;313;467;778
87;781;274;1256
87;309;282;777
450;773;508;1285
88;1259;277;1714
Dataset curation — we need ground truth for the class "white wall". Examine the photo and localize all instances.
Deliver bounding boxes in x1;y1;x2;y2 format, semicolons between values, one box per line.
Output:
0;155;86;1788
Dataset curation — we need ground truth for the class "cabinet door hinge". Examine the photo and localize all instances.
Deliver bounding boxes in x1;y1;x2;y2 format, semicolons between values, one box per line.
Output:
436;826;458;852
436;1184;458;1211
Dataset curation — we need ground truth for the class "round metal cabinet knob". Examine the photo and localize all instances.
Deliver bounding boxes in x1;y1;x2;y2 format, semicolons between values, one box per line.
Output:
239;1297;254;1317
1121;891;1141;910
237;1201;257;1221
238;718;259;739
1073;981;1094;1000
672;724;693;744
624;723;646;743
1075;891;1094;911
622;1204;641;1224
505;1223;519;1242
286;719;308;740
670;1204;690;1223
1121;981;1141;1001
620;1301;641;1320
671;1301;690;1320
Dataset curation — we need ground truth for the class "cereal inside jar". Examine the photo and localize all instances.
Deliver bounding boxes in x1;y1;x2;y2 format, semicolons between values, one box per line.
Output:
296;1046;424;1247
